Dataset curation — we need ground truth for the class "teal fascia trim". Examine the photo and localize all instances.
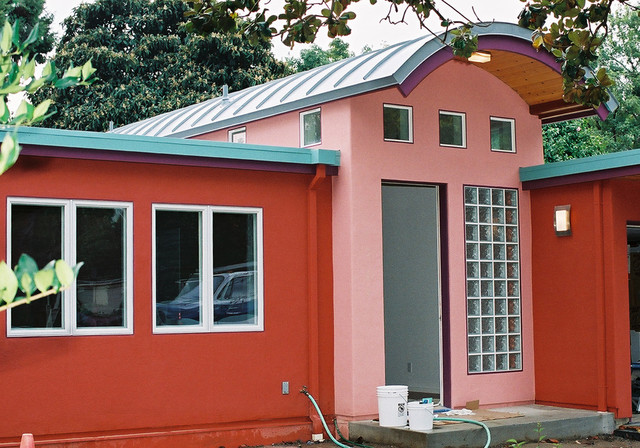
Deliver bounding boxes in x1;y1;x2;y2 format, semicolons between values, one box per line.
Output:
2;126;340;167
520;148;640;182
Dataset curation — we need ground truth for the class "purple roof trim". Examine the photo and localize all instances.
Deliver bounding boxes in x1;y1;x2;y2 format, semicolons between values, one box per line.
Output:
19;145;339;176
522;165;640;190
399;35;609;120
399;36;559;96
398;47;452;96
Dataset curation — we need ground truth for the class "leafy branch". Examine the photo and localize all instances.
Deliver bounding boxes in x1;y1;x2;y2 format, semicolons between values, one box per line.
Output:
0;17;96;310
183;0;638;107
0;255;83;312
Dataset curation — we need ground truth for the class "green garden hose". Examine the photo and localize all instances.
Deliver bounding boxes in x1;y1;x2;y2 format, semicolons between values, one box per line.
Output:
433;417;491;448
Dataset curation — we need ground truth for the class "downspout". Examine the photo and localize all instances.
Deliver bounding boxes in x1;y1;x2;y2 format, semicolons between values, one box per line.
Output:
307;164;327;435
594;181;608;411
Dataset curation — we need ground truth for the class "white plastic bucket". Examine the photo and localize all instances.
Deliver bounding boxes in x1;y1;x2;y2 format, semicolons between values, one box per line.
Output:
376;385;408;427
407;401;434;431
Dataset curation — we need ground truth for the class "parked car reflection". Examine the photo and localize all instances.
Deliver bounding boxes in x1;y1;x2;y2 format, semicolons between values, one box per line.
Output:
156;271;256;325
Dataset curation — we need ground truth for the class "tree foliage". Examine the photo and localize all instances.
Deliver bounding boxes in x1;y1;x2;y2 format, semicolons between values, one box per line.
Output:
0;0;55;63
286;37;353;72
543;7;640;162
31;0;288;132
184;0;640;107
0;17;93;311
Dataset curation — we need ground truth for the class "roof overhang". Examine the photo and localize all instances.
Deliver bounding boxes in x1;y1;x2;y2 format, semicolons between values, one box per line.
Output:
520;148;640;190
1;126;340;175
398;23;617;124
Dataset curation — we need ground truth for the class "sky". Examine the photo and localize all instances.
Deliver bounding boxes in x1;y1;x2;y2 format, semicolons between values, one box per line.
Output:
42;0;526;59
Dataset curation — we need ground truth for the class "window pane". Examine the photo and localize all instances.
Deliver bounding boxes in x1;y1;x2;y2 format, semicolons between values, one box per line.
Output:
229;129;246;143
10;204;63;329
76;207;126;328
155;210;202;326
439;112;464;147
302;110;321;146
491;118;514;152
383;106;411;142
212;213;257;325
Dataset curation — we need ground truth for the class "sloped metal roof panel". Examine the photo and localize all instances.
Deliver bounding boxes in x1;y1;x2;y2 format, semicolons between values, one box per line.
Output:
114;23;599;138
112;32;442;138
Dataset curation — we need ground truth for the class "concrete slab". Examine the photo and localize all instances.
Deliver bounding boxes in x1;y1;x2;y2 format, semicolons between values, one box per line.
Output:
349;405;615;448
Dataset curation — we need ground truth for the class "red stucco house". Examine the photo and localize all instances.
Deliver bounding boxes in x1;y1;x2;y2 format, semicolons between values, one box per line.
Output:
0;21;630;447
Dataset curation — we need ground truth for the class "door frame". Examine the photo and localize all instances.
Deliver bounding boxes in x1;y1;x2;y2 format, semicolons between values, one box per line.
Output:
381;181;451;405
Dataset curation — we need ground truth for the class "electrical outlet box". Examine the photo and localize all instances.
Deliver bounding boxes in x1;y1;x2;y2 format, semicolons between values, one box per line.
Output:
282;381;289;395
312;434;324;442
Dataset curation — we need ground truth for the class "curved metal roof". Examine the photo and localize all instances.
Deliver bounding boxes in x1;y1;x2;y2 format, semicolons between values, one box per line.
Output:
112;22;614;138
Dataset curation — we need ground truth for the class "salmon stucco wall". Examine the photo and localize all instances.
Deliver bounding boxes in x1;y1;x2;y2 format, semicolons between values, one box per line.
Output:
0;154;334;446
531;178;640;418
200;58;546;418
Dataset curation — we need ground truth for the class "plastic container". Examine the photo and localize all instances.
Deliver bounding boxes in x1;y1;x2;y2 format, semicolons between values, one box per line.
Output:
407;401;434;431
376;385;408;427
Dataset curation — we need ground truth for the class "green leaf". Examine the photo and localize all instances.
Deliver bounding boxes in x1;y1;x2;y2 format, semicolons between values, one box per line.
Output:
33;99;52;121
22;58;36;80
0;133;20;175
55;259;75;287
21;22;40;49
16;253;38;276
19;272;34;296
81;60;96;82
0;21;13;53
34;268;54;293
0;99;9;123
0;261;18;304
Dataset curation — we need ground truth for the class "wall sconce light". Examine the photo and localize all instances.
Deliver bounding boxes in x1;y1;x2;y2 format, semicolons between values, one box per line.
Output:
554;205;571;236
468;50;492;63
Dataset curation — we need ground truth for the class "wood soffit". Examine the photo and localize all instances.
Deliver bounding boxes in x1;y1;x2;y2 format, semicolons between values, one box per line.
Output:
470;49;595;123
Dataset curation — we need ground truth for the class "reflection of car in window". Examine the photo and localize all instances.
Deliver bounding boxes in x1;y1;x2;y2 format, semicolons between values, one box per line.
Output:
214;272;256;322
156;271;256;326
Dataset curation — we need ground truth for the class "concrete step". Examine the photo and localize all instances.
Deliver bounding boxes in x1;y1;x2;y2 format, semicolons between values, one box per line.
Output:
348;405;615;448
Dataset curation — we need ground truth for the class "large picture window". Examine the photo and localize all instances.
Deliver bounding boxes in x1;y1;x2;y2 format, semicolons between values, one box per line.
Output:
7;198;133;336
153;205;263;333
464;187;521;373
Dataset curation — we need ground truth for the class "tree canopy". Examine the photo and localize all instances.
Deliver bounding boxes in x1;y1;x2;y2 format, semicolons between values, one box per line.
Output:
286;37;353;72
543;6;640;162
31;0;288;132
185;0;640;107
0;0;55;63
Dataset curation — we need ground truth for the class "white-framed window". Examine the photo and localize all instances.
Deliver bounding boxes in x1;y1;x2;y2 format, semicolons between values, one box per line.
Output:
439;110;466;148
7;198;133;337
490;117;516;153
383;104;413;143
300;108;321;147
464;186;522;373
228;127;247;144
152;204;263;333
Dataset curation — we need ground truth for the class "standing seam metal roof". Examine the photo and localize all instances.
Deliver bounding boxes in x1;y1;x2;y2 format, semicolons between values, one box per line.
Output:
111;23;558;139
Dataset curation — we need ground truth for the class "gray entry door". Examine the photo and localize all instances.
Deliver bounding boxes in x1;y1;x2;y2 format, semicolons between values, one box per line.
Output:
382;183;441;395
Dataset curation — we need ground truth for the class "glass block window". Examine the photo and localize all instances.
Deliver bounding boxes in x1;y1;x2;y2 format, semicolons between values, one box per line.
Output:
464;186;521;373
